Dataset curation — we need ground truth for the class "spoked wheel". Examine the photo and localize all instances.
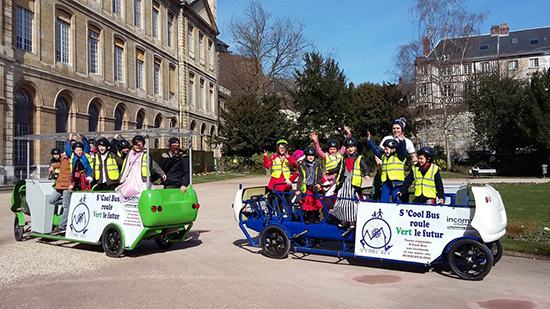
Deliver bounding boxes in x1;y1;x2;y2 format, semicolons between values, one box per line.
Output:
14;216;24;241
487;239;503;265
102;225;124;258
447;238;493;280
155;236;173;249
260;225;290;259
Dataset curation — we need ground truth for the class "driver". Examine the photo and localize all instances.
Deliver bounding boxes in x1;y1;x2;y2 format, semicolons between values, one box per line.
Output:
159;137;190;194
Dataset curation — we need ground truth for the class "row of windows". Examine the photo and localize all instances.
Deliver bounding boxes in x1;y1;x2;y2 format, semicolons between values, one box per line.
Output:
188;74;216;113
188;25;215;70
434;57;542;76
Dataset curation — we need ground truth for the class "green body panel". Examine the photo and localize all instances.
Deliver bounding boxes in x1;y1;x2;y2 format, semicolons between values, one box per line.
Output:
30;233;99;245
53;214;61;226
16;212;25;226
11;180;26;213
138;186;198;227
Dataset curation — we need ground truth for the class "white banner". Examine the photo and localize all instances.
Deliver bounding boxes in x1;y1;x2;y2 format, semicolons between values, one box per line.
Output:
65;193;144;248
354;202;474;264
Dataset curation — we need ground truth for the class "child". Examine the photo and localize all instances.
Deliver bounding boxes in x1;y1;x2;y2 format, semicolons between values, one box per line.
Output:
397;147;445;204
111;135;131;160
65;138;93;192
292;147;323;224
116;135;166;198
48;151;71;235
264;139;296;192
93;137;123;191
327;137;370;229
310;126;352;196
49;148;62;180
367;131;407;203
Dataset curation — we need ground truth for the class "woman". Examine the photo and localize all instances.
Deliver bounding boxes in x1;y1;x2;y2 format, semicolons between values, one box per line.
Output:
379;117;417;164
116;135;166;198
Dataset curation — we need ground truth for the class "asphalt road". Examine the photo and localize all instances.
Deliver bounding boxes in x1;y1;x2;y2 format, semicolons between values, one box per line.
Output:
0;176;549;309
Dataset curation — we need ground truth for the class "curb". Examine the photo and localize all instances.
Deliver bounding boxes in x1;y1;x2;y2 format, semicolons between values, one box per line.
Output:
504;250;550;261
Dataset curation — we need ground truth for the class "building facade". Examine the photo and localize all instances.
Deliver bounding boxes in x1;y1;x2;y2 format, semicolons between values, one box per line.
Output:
414;24;550;157
0;0;219;182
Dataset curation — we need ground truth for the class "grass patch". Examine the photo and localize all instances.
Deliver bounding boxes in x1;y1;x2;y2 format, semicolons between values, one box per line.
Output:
440;172;467;179
502;236;550;256
193;172;265;184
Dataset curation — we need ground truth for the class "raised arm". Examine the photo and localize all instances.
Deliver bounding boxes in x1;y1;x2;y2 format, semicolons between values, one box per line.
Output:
310;132;327;159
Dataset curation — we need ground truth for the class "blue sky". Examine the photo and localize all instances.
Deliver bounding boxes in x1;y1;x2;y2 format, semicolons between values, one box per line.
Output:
217;0;550;85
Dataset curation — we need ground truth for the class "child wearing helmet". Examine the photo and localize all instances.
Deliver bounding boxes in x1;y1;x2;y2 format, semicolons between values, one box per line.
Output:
290;146;324;224
367;131;407;203
49;148;62;180
110;135;131;160
93;137;124;190
263;139;296;192
397;147;444;204
326;136;370;229
310;126;352;196
65;133;93;192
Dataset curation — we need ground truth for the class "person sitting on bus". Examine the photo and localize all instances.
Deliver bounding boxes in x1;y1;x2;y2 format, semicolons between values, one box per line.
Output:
397;147;445;204
367;131;407;203
110;135;131;160
159;137;190;194
49;148;62;180
116;135;166;198
48;150;72;235
291;146;324;224
93;137;123;191
66;139;93;192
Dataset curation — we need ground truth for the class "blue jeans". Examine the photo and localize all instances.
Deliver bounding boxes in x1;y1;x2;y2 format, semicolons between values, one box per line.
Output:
48;189;71;229
380;181;401;203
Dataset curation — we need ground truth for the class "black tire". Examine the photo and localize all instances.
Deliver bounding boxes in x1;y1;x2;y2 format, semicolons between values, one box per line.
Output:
102;225;124;258
155;236;173;249
260;225;290;259
447;238;493;280
487;239;503;265
14;216;24;241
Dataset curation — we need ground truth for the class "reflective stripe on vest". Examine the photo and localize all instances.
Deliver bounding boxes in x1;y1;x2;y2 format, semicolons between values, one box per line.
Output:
381;154;404;182
270;156;291;179
413;164;439;198
94;154;120;181
69;153;93;174
121;152;149;178
336;155;364;187
324;153;342;171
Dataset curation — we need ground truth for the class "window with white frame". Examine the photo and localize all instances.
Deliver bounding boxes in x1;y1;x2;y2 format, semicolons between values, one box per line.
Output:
56;11;71;64
152;1;159;39
463;63;470;75
442;66;451;76
134;0;142;28
199;33;204;63
419;83;429;96
189;74;195;107
88;26;100;74
113;0;121;16
154;58;161;95
529;58;539;68
136;49;144;89
481;62;491;72
16;6;33;52
443;84;451;97
188;25;194;58
167;14;173;47
114;38;124;82
508;60;518;71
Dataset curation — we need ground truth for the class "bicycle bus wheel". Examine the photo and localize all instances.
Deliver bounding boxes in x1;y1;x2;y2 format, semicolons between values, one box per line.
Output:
487;239;503;265
102;225;124;258
14;216;24;241
448;238;493;280
260;225;290;259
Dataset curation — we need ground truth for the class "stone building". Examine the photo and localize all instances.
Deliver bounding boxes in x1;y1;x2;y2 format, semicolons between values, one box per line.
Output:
414;24;550;157
0;0;219;181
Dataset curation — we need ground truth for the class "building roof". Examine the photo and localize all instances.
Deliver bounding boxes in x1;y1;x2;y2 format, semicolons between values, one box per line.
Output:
425;26;550;61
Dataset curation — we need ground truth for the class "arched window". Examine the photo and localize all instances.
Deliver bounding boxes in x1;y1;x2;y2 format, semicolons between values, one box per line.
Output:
170;118;176;128
200;123;206;151
209;126;216;151
136;111;144;129
115;107;124;130
88;104;99;132
14;89;33;165
56;97;70;149
154;115;161;148
190;120;196;150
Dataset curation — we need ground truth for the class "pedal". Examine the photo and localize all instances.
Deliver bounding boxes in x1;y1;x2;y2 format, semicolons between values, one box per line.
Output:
292;229;309;238
341;228;354;237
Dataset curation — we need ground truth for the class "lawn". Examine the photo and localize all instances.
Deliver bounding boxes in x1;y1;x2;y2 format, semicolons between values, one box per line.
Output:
489;183;550;256
192;172;265;184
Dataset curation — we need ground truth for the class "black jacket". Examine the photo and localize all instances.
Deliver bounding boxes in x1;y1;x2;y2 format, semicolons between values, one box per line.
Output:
158;150;190;187
399;163;444;199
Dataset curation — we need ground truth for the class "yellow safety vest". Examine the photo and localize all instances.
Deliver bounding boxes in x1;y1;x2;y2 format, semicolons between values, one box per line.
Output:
413;164;439;198
381;154;404;182
94;153;120;181
336;155;364;187
324;153;342;171
270;156;291;179
121;152;149;178
298;163;321;193
69;153;93;174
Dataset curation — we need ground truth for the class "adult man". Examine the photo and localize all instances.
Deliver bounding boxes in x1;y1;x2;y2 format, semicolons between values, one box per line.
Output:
379;117;417;164
159;137;190;194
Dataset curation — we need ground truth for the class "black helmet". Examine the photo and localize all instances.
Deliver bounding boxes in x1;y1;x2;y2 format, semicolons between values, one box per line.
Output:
304;146;316;156
343;137;357;147
418;147;435;159
51;148;62;155
97;138;110;147
327;139;339;149
72;142;84;150
382;139;399;149
132;135;146;145
118;139;130;149
88;138;95;145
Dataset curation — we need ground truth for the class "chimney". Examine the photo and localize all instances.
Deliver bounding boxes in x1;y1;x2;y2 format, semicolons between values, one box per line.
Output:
423;36;430;56
499;23;509;35
491;25;500;36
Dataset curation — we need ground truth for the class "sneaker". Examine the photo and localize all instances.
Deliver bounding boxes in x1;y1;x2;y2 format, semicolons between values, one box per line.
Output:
350;222;356;229
338;221;349;228
50;227;66;236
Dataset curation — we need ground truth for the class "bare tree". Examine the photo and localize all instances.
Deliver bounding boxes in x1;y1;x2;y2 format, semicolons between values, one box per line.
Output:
411;0;487;170
228;0;310;95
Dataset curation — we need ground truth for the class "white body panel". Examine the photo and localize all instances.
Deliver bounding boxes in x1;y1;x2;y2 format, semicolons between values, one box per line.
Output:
26;180;56;234
470;185;507;242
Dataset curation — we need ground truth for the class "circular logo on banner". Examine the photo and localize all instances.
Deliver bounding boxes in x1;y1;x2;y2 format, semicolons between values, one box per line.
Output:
361;210;392;250
70;203;90;233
